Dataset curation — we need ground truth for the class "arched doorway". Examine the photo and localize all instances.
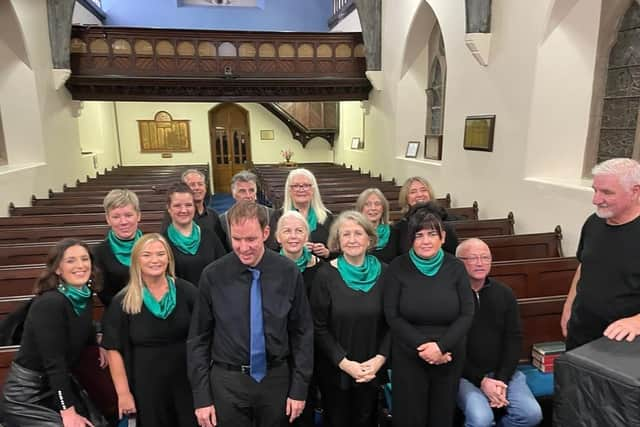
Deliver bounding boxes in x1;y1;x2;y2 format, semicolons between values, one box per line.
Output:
209;103;252;193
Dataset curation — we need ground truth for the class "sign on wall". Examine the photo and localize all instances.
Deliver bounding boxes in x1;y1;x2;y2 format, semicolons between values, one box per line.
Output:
138;111;192;153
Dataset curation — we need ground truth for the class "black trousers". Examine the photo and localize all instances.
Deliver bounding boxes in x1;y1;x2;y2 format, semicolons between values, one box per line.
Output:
210;364;290;427
391;344;463;427
317;377;378;427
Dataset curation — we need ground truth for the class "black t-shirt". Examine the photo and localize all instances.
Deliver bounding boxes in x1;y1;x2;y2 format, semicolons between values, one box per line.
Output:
576;213;640;321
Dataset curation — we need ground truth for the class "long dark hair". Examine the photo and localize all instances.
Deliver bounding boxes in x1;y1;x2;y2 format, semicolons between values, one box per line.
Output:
34;239;102;294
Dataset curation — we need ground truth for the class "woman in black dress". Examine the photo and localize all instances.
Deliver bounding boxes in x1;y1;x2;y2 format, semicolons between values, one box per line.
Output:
103;233;198;427
384;212;474;427
276;210;326;427
356;188;399;263
270;168;333;258
163;183;226;285
2;239;106;427
394;176;459;254
93;189;143;306
310;210;389;427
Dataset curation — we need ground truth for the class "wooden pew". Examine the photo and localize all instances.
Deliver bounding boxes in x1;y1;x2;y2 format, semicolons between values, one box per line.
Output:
0;212;164;229
31;193;167;206
0;222;161;244
477;227;564;261
0;295;32;320
490;257;579;299
0;264;46;295
0;241;101;265
450;212;515;238
0;345;19;385
10;202;168;216
518;295;566;361
388;202;479;222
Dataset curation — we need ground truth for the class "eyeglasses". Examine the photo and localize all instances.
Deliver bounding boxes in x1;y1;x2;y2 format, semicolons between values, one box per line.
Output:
459;255;492;264
290;184;312;191
364;201;383;208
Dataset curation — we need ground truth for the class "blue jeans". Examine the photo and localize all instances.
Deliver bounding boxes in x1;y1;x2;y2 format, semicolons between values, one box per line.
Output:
457;371;543;427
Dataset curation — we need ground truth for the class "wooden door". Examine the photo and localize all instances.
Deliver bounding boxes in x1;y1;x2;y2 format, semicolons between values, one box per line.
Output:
209;103;252;193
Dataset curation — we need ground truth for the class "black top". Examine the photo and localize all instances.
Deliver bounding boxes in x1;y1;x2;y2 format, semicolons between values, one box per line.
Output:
93;239;130;307
162;207;228;251
370;225;400;264
164;226;227;286
187;249;314;407
576;214;640;321
15;290;95;410
393;216;459;255
383;252;474;353
267;208;334;252
102;278;198;386
462;278;522;386
301;257;325;298
220;205;277;250
310;262;390;388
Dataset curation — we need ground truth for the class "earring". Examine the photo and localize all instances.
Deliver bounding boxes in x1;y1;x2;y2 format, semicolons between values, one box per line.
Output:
57;275;65;290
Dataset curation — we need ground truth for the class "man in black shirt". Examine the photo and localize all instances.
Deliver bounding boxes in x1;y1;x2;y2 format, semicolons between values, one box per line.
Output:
561;158;640;350
456;238;542;427
188;200;313;427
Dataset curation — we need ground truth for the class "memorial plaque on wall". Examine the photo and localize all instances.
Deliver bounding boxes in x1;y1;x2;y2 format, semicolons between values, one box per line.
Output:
138;111;192;153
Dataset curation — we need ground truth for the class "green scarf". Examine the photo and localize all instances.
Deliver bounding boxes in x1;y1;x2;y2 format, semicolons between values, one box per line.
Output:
58;283;92;316
280;246;313;272
293;206;318;232
409;248;444;277
376;224;390;250
142;276;177;319
167;223;201;255
337;255;381;293
106;229;143;266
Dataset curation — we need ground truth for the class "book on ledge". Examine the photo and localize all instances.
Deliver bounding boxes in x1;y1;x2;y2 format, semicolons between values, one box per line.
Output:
532;341;566;356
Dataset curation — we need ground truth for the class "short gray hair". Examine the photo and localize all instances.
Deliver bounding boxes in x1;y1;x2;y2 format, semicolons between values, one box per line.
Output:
103;189;140;213
181;169;206;182
327;210;377;253
592;158;640;191
231;171;258;193
455;238;489;257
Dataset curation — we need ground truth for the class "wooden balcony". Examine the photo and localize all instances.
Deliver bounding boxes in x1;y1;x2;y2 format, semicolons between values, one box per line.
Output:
67;25;371;102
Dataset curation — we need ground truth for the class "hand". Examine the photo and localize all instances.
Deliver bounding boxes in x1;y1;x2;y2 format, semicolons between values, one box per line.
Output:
338;358;375;383
310;243;330;258
361;355;386;378
117;391;136;420
195;405;217;427
286;398;305;423
417;342;443;364
604;314;640;342
98;347;108;369
60;406;94;427
433;352;452;365
480;377;509;408
560;301;572;338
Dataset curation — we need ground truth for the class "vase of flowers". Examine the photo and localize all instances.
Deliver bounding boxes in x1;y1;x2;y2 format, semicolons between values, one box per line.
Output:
281;148;295;165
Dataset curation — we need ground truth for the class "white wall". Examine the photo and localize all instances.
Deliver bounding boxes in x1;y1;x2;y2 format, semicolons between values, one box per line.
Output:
0;0;118;216
72;1;102;25
333;0;603;254
114;102;333;169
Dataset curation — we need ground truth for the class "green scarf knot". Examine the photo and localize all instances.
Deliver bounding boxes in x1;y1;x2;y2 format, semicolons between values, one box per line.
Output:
58;283;92;316
280;246;313;272
167;223;201;255
106;229;143;266
142;276;177;319
337;255;382;293
409;248;444;276
376;224;390;250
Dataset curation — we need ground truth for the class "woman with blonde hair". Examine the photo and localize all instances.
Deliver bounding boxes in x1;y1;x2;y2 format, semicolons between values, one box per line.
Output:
103;233;198;427
394;177;459;254
270;168;334;258
356;188;399;263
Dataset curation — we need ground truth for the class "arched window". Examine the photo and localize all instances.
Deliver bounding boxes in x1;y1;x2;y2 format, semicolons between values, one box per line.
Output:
589;1;640;166
425;23;446;160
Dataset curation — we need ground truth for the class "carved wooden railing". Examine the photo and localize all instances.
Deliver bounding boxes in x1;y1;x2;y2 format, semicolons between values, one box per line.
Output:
261;102;338;147
67;25;371;102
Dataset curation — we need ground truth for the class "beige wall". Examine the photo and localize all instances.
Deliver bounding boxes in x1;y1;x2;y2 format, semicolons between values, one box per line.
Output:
332;0;604;254
0;0;118;216
114;102;334;186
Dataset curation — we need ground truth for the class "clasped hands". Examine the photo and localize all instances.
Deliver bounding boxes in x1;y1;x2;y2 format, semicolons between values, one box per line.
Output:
417;341;451;365
339;355;386;383
480;377;509;408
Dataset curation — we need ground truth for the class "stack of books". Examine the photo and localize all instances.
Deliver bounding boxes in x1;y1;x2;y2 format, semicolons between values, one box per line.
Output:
532;341;566;373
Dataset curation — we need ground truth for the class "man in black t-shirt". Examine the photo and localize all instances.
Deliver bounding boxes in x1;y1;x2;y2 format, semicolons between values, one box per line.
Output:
561;158;640;350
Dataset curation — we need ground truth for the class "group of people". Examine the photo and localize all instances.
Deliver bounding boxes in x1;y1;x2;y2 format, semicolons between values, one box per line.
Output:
2;157;639;427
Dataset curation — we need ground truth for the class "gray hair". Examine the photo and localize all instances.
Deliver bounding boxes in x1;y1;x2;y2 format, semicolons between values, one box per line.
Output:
455;238;490;257
231;171;258;193
592;158;640;191
276;210;310;239
327;210;377;253
103;189;140;213
355;188;390;224
283;168;330;224
181;168;206;182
